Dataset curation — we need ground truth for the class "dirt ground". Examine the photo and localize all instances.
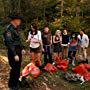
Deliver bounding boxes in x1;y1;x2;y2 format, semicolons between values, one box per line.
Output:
0;59;9;90
0;48;90;90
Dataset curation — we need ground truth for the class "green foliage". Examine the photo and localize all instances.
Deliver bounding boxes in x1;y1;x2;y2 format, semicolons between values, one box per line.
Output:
0;0;90;47
0;25;6;47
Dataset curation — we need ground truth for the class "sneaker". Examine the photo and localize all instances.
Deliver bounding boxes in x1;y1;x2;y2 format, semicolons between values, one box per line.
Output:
72;60;75;66
52;62;56;65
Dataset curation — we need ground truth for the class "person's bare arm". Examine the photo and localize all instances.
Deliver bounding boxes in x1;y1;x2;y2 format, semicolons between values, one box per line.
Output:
51;36;53;45
26;32;31;43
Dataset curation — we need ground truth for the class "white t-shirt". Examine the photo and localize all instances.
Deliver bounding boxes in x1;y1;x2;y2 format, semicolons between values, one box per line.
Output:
28;31;42;48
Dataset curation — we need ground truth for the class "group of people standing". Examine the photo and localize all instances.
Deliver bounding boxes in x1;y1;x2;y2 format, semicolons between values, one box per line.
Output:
26;24;70;68
27;23;89;67
3;15;89;90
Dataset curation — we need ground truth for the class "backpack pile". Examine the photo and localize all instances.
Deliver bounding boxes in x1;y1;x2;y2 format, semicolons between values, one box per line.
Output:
22;63;41;78
54;56;69;72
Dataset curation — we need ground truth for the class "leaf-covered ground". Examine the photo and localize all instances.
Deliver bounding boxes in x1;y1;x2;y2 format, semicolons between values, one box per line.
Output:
0;49;90;90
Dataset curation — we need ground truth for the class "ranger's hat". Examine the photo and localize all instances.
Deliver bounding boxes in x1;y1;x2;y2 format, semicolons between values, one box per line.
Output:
8;14;23;20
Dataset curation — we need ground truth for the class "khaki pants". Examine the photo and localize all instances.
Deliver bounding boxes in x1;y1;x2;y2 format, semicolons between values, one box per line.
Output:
78;47;87;60
62;46;68;59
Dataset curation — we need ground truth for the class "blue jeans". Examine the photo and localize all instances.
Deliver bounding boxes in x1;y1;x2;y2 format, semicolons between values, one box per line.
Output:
43;45;52;65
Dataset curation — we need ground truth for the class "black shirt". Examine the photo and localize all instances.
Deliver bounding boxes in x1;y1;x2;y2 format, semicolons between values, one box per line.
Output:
62;34;69;44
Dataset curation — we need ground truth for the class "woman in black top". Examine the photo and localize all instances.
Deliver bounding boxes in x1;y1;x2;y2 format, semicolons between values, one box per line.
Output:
61;29;70;59
53;30;62;58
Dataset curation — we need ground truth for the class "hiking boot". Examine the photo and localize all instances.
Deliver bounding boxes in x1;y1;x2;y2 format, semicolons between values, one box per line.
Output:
80;59;88;64
78;60;85;64
19;77;30;88
86;59;88;64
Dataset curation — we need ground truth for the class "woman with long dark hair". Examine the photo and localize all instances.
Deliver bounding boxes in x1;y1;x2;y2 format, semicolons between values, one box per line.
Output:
26;23;42;66
61;29;70;59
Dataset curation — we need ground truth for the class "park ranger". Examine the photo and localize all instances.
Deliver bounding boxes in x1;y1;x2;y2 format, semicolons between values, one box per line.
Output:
3;14;25;90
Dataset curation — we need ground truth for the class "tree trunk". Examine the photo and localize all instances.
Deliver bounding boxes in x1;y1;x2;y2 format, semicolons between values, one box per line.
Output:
61;0;64;17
